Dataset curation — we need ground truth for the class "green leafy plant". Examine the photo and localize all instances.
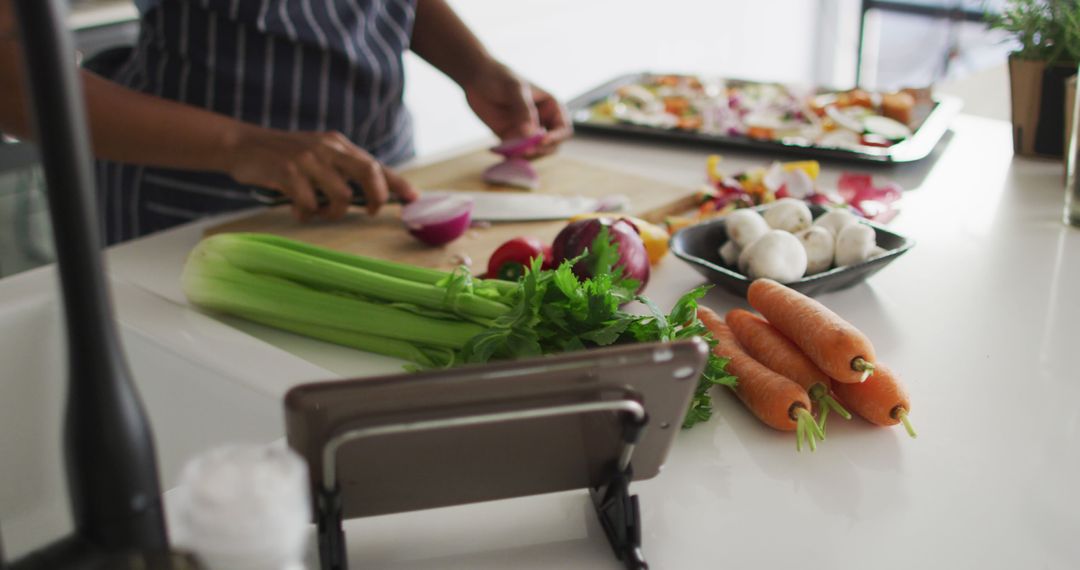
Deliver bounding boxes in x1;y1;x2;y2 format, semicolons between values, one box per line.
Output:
462;229;737;428
988;0;1080;63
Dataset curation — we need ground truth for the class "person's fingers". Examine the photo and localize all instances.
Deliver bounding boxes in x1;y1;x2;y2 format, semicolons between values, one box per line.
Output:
536;91;571;131
335;148;389;215
522;85;571;157
319;132;353;157
497;80;540;140
298;152;352;221
283;163;318;222
530;124;572;157
383;166;420;203
533;86;569;130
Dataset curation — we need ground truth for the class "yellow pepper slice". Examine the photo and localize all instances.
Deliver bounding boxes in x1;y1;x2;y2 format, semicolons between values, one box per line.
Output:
782;160;820;180
569;213;670;265
706;154;725;182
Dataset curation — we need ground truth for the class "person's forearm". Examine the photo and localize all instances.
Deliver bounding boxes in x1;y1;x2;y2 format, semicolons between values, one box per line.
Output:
1;37;243;174
80;70;241;172
410;0;495;87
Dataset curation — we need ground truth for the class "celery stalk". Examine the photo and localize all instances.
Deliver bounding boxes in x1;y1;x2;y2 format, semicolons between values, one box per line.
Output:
205;234;510;320
232;232;452;284
183;247;484;349
231;232;517;297
237;313;457;368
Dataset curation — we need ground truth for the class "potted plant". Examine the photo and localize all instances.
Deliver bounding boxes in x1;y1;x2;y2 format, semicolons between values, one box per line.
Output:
989;0;1080;157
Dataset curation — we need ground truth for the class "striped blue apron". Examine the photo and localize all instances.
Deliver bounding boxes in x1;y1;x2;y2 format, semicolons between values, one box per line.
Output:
96;0;416;245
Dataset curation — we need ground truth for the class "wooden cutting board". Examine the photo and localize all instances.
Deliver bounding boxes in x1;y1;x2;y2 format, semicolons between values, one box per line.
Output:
206;150;697;272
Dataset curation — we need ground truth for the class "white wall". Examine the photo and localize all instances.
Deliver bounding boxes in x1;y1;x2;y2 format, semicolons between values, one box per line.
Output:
405;0;830;156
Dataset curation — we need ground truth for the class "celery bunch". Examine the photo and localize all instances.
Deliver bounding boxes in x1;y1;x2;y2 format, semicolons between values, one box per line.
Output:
182;232;735;427
182;233;515;368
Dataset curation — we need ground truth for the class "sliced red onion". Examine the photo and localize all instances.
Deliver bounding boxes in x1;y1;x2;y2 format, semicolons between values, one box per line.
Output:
400;194;473;246
489;132;546;158
482;158;540;190
837;172;903;221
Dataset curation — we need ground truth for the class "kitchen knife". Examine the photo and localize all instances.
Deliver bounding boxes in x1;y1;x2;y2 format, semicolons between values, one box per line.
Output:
249;187;613;221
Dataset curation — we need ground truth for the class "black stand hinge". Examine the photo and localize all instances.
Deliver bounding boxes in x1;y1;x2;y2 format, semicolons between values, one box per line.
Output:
317;487;347;570
590;464;647;570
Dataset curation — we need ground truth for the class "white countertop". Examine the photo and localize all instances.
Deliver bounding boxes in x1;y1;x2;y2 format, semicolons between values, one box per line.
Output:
2;114;1079;569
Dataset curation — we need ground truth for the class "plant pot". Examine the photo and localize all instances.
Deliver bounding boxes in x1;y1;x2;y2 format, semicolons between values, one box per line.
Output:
1009;54;1077;158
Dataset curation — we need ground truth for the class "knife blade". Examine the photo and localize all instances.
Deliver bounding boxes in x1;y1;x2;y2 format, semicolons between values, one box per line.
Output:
249;187;614;222
424;191;603;222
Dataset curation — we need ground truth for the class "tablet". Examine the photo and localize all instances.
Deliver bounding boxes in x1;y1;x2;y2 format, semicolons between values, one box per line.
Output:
285;338;708;518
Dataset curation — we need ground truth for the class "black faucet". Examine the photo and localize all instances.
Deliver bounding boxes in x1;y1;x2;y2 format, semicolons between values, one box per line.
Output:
2;1;190;568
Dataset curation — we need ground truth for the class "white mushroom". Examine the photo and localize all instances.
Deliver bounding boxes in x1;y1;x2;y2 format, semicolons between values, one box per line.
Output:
724;209;770;249
719;240;741;266
812;208;858;237
834;222;877;267
870;245;888;259
737;242;753;274
763;198;812;233
738;230;808;283
796;226;835;275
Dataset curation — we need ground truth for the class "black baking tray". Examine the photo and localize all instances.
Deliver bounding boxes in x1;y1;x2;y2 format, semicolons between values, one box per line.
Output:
567;72;962;164
669;205;915;297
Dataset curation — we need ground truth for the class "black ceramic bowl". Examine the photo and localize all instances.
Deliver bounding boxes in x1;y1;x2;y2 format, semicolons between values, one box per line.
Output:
670;205;915;297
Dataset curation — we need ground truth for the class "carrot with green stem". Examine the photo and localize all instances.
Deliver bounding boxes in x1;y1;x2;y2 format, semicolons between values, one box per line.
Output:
831;363;917;438
747;279;876;384
725;308;852;433
698;307;824;451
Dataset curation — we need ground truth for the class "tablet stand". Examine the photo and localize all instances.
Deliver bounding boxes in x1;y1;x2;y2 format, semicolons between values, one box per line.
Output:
316;398;650;570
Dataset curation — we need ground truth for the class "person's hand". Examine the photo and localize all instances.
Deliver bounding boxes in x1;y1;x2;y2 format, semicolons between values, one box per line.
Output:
225;126;419;221
462;61;572;157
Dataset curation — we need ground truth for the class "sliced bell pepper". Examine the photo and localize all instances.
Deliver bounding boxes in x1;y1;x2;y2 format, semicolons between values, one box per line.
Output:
706;154;725;182
486;237;550;281
568;213;670;265
782;160;820;180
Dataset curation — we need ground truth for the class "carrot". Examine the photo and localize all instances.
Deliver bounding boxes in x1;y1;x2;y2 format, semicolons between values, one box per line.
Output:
725;308;852;432
831;363;916;438
747;279;877;384
697;307;824;451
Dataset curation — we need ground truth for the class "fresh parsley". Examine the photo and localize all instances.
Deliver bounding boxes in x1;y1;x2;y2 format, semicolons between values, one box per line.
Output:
462;230;736;428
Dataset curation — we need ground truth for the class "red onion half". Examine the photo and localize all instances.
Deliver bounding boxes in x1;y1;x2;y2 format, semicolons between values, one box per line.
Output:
401;194;473;246
552;217;650;293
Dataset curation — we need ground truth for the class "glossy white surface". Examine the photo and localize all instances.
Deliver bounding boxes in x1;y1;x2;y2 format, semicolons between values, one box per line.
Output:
2;114;1078;567
329;116;1080;570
